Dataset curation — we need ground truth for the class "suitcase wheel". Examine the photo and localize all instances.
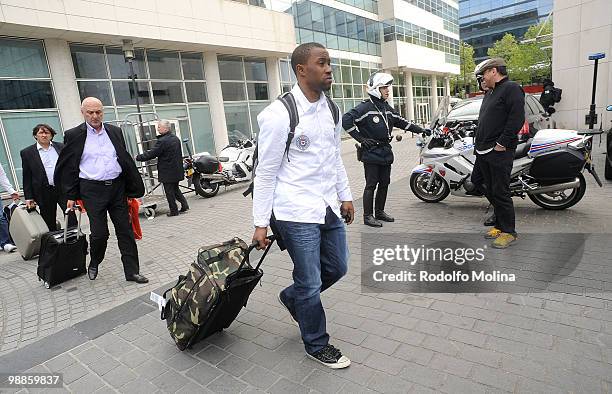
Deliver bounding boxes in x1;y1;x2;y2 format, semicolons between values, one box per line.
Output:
144;207;155;220
44;281;50;289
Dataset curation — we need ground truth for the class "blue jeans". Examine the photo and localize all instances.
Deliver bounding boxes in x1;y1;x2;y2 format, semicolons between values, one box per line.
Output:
274;207;349;354
0;203;10;247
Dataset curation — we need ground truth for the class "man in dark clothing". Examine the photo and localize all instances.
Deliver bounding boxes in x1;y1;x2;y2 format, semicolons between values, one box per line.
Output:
55;97;148;283
21;124;76;231
474;58;525;248
343;72;426;227
136;120;189;217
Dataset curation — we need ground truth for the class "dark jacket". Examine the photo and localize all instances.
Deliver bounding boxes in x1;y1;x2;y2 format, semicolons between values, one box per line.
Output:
475;77;525;151
20;141;64;203
54;122;145;200
343;95;424;165
135;132;184;183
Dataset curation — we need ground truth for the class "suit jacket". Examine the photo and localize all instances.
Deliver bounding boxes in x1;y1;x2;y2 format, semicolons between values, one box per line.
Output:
54;122;145;200
135;133;184;183
20;142;63;203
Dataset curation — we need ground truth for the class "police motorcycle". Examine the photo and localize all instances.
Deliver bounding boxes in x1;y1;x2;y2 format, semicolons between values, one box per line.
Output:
188;130;255;198
410;96;603;210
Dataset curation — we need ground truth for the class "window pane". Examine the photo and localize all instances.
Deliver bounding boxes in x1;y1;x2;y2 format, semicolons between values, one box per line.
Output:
224;103;251;135
247;83;269;100
147;50;181;79
280;60;291;82
218;56;244;80
181;53;205;80
151;82;184;103
0;80;55;110
244;58;267;81
249;102;269;135
188;105;215;154
70;44;107;79
0;38;49;78
221;82;246;101
185;82;208;102
112;81;151;105
77;81;112;106
106;47;147;79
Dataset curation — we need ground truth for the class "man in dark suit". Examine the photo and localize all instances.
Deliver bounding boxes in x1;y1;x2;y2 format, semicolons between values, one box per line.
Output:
20;124;76;231
54;97;148;284
136;119;189;217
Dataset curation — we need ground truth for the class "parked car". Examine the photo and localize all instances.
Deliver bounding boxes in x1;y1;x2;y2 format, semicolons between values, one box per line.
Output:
444;93;556;141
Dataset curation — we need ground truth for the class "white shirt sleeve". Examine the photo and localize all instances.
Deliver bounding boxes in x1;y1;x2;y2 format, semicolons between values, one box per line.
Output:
0;163;16;195
334;121;352;202
252;103;290;228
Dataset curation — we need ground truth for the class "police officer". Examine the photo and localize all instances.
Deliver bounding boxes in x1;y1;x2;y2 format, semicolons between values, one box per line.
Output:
343;72;426;227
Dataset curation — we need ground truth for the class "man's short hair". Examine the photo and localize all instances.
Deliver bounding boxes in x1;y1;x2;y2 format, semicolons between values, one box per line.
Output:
158;119;171;130
290;42;326;75
32;123;57;137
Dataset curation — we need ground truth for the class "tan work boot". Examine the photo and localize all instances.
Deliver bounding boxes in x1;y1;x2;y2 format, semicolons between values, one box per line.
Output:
484;227;502;239
492;233;518;249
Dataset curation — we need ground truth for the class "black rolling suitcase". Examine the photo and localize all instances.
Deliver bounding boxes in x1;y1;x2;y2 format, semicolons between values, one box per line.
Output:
37;208;88;289
161;235;275;350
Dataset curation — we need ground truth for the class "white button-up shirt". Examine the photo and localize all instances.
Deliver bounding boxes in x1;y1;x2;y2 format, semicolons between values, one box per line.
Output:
253;84;352;227
79;123;122;181
37;142;59;186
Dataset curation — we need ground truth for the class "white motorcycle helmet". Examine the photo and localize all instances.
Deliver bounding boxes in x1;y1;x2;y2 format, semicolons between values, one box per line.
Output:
366;72;393;99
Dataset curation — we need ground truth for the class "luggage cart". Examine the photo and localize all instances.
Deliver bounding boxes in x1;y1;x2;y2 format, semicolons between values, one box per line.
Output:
113;112;197;219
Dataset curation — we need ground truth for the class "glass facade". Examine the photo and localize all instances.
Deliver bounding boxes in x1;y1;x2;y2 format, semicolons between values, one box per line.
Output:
0;37;60;190
459;0;553;61
292;1;382;56
70;44;215;155
330;58;381;115
401;0;459;34
218;55;270;136
383;18;460;64
413;74;433;125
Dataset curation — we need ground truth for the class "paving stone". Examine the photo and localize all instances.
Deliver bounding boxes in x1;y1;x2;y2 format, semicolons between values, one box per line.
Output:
88;354;119;376
267;378;310;394
102;365;137;388
196;345;231;365
119;349;150;368
151;369;187;393
272;358;315;383
119;378;159;394
216;355;254;377
302;369;348;394
206;373;247;393
166;352;200;371
44;353;77;372
185;362;223;386
248;348;286;370
67;373;106;393
240;365;281;390
58;362;88;385
367;371;413;393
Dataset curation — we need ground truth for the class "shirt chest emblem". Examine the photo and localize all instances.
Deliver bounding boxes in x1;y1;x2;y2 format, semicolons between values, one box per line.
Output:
373;116;380;124
295;134;311;151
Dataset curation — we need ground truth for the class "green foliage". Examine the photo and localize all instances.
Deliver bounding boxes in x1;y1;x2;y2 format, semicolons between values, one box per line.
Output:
451;41;477;97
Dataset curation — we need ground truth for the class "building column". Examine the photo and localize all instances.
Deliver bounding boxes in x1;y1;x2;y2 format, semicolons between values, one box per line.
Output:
431;74;439;116
266;57;282;99
445;76;450;98
404;70;415;122
203;51;229;154
44;39;83;130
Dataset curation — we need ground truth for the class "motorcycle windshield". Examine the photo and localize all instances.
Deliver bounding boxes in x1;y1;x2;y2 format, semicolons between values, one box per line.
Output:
227;129;250;146
430;96;450;130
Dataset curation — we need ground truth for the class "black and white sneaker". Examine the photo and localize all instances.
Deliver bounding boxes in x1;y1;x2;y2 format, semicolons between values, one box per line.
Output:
307;344;351;369
277;292;298;326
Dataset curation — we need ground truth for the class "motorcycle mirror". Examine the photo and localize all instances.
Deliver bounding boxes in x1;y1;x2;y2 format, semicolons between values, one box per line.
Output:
395;135;403;142
546;107;556;115
607;105;612;111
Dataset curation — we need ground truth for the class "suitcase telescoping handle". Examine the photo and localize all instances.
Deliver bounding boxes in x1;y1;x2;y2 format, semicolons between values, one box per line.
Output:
63;205;83;242
237;235;276;272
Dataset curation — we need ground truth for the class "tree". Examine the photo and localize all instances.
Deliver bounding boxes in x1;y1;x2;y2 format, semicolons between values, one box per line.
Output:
487;21;553;84
451;41;477;97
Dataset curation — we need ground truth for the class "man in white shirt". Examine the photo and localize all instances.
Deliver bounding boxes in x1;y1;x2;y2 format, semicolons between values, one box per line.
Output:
0;162;19;252
252;42;354;369
20;124;76;231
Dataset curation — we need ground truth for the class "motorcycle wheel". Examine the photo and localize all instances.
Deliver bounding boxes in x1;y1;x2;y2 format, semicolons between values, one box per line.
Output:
410;172;450;203
528;173;586;210
193;173;220;198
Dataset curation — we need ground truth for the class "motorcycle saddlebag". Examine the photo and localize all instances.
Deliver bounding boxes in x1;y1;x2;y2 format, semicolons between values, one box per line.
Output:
194;155;220;174
529;150;584;182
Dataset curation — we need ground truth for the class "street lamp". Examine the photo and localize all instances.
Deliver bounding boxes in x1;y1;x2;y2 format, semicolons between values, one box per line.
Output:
122;39;153;184
587;52;605;129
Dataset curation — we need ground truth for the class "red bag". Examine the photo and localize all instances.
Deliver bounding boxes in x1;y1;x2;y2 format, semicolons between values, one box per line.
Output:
127;198;142;240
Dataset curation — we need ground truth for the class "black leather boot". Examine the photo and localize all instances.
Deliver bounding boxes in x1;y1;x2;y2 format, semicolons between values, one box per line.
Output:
364;215;383;227
375;210;395;222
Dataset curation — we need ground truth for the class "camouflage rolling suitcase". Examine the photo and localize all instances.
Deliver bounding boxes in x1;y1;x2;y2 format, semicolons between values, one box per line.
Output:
161;236;275;350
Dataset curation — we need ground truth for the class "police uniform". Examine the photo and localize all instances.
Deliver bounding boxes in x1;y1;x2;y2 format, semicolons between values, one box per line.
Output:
343;74;424;226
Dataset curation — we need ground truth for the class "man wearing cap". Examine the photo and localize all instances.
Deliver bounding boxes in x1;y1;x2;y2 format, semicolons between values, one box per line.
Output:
343;72;426;227
473;58;525;248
